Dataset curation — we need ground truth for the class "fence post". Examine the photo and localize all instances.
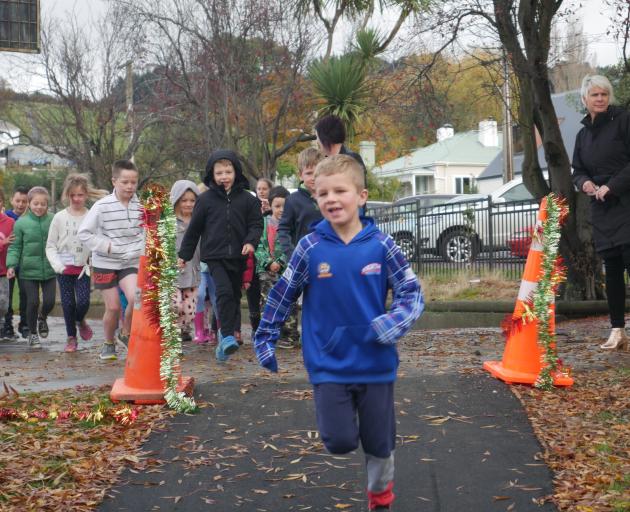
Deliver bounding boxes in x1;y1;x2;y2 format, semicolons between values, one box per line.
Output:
487;194;494;271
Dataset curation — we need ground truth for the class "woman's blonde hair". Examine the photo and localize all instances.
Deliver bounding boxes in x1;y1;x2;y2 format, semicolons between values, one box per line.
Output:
61;173;108;205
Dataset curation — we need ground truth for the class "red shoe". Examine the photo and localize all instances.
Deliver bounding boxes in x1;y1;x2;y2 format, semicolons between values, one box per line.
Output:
78;321;93;341
207;330;218;347
64;336;78;353
235;330;243;346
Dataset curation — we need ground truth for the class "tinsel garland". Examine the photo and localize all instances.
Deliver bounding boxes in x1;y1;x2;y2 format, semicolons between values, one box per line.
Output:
530;194;570;390
141;185;197;413
156;201;197;413
0;405;139;425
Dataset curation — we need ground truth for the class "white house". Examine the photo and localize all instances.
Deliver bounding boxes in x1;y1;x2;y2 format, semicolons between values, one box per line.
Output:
372;120;503;197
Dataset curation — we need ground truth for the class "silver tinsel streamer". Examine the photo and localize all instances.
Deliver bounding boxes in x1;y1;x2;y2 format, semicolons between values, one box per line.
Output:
157;202;197;412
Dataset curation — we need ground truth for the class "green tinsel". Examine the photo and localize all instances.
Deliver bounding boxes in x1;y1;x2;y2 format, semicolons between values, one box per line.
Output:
156;201;197;413
531;194;564;391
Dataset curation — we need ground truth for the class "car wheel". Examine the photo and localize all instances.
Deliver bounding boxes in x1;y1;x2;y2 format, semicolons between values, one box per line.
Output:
394;234;416;261
440;229;479;263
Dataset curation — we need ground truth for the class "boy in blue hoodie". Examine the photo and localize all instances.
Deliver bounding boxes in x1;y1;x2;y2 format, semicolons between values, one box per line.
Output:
254;154;424;511
179;150;263;362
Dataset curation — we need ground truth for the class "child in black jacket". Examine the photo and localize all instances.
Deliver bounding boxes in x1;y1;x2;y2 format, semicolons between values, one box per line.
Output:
179;150;263;362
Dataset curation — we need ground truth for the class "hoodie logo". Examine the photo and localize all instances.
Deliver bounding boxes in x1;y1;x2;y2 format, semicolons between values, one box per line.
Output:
317;262;333;279
361;263;382;275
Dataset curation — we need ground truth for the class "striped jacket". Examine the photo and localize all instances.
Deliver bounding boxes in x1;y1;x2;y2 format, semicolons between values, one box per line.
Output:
77;192;143;270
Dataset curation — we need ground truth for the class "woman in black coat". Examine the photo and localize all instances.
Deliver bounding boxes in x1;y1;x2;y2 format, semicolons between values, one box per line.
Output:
573;74;630;351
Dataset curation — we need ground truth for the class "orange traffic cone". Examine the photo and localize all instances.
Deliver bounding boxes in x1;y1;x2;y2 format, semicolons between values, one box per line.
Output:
111;255;194;404
483;198;573;387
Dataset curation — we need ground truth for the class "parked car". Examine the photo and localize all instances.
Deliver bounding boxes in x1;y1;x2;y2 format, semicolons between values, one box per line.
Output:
372;195;459;260
374;178;541;262
418;178;539;263
507;227;532;258
394;194;458;209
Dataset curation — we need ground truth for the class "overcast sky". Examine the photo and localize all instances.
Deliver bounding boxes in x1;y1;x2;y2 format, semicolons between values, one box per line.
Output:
0;0;624;93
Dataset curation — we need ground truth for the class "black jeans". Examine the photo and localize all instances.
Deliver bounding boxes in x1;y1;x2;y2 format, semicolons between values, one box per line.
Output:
246;268;261;329
601;245;630;327
4;274;27;329
20;278;56;334
206;259;244;339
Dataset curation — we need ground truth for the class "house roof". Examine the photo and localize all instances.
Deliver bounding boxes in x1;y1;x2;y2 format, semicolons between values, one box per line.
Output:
478;90;584;181
374;129;503;175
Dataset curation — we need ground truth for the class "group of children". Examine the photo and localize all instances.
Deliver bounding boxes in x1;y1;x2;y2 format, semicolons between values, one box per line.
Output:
1;114;423;510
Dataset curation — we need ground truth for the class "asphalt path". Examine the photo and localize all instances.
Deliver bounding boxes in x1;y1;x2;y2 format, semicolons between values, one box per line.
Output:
99;373;556;512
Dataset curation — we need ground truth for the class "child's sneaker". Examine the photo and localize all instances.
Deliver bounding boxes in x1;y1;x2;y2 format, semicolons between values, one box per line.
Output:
181;329;192;343
276;339;293;349
18;323;29;339
64;336;78;353
115;330;129;350
27;333;40;347
0;324;16;340
78;321;93;341
37;316;49;338
99;342;117;360
215;334;239;362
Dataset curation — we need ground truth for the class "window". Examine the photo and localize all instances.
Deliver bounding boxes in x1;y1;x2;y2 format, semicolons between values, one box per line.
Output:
454;176;476;194
415;175;434;194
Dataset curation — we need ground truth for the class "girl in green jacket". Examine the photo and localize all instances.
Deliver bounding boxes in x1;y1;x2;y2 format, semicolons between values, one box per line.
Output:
7;186;56;347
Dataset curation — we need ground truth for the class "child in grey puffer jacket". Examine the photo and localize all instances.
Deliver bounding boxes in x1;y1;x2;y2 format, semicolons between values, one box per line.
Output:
171;180;201;342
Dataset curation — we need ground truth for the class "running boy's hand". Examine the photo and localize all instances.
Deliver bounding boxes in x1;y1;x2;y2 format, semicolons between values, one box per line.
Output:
255;340;278;373
241;243;255;255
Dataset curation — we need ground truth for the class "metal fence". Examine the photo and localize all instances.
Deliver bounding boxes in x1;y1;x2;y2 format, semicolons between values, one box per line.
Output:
371;196;541;280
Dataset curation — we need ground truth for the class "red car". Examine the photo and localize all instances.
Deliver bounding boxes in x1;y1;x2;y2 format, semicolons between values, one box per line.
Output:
508;227;533;258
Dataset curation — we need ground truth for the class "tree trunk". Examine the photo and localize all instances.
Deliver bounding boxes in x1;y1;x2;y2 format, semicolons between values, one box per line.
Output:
493;0;604;300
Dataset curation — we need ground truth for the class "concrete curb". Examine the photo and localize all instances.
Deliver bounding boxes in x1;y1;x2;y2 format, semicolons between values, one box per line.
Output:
425;300;616;315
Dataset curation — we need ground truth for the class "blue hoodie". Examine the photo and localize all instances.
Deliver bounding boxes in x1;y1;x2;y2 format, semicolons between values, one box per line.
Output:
255;217;424;384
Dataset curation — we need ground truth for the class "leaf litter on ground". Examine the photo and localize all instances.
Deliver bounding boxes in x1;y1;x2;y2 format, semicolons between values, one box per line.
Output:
0;385;169;511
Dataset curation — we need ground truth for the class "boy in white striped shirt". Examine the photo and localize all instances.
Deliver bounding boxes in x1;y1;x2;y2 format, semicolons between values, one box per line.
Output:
78;160;143;360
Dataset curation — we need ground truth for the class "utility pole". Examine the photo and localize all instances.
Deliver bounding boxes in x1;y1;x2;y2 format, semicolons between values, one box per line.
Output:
502;53;514;183
124;60;134;163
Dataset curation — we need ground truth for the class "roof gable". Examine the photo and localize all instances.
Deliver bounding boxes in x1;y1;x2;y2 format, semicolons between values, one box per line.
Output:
374;129;503;174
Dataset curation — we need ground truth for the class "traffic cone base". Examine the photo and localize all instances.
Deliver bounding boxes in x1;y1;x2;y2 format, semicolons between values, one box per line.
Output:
111;375;195;405
483;360;573;387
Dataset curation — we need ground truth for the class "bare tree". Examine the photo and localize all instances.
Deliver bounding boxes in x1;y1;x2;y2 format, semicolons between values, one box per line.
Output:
111;0;316;181
0;6;167;188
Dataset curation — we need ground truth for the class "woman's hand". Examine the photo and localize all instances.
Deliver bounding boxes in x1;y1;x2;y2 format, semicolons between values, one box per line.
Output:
7;268;15;279
595;185;610;201
242;243;255;255
260;198;270;214
582;180;598;196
